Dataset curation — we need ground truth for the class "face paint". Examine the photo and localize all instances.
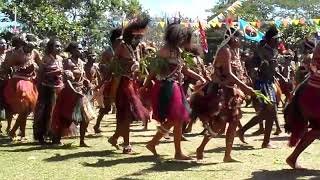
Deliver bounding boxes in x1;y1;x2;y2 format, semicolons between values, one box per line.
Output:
131;34;143;48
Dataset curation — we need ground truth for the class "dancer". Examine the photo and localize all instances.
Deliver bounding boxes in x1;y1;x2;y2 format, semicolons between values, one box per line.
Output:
51;42;95;146
94;28;122;133
145;24;206;160
33;38;64;143
284;42;320;169
0;39;7;133
295;39;315;85
108;18;150;154
4;35;39;139
238;27;281;148
194;27;255;162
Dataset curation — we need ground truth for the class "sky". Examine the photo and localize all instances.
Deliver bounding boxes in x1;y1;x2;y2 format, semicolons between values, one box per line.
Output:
139;0;217;20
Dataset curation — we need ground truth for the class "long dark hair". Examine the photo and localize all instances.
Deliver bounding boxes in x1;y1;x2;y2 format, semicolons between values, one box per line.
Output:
65;42;79;53
164;24;192;49
45;38;59;55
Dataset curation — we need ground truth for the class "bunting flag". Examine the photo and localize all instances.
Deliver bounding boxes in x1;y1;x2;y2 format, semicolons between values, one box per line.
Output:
198;20;208;53
159;21;165;28
239;18;264;42
316;25;320;40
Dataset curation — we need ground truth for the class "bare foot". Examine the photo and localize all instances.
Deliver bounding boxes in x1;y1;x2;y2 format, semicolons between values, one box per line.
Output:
223;156;240;163
273;129;282;136
93;126;102;134
6;127;10;134
146;143;158;156
174;154;193;161
80;142;90;147
8;131;16;139
237;130;248;144
196;148;204;160
261;143;277;149
108;137;120;150
286;157;306;169
251;129;265;136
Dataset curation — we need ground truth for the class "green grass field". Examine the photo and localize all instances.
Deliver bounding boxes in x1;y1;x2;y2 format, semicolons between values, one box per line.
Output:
1;107;320;180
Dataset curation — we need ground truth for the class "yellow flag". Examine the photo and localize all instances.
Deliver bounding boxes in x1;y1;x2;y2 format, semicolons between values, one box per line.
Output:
124;20;129;26
292;19;299;25
159;21;165;28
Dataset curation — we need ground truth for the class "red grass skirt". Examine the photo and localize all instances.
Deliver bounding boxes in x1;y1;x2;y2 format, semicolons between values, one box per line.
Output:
4;78;38;114
51;85;79;136
151;80;190;123
285;83;320;146
115;77;149;122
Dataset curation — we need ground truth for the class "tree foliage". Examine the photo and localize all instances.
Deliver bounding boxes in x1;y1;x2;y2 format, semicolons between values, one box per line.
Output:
0;0;148;51
208;0;320;21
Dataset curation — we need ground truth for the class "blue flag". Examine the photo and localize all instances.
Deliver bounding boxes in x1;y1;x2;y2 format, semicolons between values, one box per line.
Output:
239;18;264;42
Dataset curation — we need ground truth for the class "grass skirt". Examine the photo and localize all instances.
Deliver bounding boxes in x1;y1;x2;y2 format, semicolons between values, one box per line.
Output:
4;78;38;114
284;81;320;146
151;80;190;123
51;84;95;137
115;77;149;122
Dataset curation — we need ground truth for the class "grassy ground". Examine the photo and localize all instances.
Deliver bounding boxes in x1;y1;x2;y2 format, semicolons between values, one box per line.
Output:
0;107;320;180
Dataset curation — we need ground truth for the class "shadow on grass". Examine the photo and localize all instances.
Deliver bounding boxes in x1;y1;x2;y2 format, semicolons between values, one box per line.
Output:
204;144;255;154
105;157;219;179
44;150;117;162
130;139;173;146
248;169;320;180
1;143;78;152
255;136;289;142
83;155;217;170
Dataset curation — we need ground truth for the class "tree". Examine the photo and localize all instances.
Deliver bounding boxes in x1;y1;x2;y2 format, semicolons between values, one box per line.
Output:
0;0;148;51
207;0;320;21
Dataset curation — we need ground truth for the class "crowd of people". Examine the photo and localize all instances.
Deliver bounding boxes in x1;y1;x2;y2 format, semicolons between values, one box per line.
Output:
0;17;319;170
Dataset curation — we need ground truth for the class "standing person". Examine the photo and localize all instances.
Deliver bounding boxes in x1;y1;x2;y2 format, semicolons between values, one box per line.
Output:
193;28;255;162
4;35;39;139
295;39;315;85
84;49;100;100
144;24;206;160
238;27;281;148
51;42;95;146
284;43;320;169
94;28;122;134
33;39;64;143
0;39;7;133
107;18;150;154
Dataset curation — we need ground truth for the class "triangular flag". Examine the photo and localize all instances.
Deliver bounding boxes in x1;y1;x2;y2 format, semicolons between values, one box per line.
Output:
256;20;261;28
159;21;165;28
250;22;257;27
299;18;305;25
292;19;299;25
314;19;320;25
124;20;129;26
283;19;289;27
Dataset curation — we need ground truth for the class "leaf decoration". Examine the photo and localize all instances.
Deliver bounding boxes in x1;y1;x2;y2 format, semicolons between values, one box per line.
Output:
254;90;273;105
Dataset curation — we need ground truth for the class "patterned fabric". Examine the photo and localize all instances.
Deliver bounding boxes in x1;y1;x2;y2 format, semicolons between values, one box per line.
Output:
41;55;64;88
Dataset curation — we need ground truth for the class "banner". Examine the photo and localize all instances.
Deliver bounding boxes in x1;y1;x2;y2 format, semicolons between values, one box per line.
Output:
239;19;264;42
199;21;208;53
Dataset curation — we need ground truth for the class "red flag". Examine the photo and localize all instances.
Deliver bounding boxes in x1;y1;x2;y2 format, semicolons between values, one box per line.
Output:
198;21;208;53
